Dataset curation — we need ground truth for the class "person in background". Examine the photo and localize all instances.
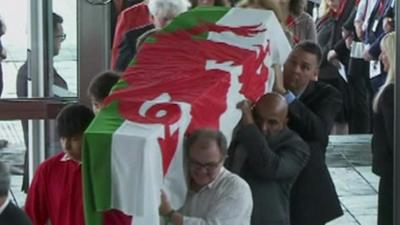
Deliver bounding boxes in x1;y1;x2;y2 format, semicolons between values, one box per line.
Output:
277;0;317;45
159;129;253;225
362;0;393;94
227;93;309;225
381;0;394;34
16;12;68;98
112;0;191;71
275;41;343;225
0;161;32;225
354;0;377;42
111;0;143;44
326;8;368;134
0;16;7;149
316;0;356;134
371;31;395;225
87;70;120;113
111;0;152;69
25;104;94;225
18;12;69;193
0;16;5;97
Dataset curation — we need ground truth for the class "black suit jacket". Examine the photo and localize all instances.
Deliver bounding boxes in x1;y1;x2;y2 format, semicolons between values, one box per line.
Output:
16;51;68;98
288;81;344;225
114;24;155;72
372;83;394;176
226;125;309;225
0;201;33;225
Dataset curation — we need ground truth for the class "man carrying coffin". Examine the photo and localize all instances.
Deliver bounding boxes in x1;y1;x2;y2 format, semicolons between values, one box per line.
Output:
159;129;253;225
226;93;309;225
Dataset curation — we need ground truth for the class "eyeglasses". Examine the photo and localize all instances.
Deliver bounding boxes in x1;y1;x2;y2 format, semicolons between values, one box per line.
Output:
188;157;224;171
55;33;66;41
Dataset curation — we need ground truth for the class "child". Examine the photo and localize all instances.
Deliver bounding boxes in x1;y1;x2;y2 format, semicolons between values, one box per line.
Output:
25;104;94;225
87;70;120;113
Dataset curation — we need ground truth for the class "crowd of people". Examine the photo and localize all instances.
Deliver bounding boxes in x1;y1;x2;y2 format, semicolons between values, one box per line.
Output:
0;0;397;225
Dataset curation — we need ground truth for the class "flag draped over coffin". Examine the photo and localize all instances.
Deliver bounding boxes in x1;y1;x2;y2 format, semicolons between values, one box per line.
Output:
83;6;291;225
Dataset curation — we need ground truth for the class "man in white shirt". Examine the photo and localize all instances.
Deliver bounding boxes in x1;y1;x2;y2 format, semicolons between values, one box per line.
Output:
159;129;253;225
354;0;377;40
0;161;32;225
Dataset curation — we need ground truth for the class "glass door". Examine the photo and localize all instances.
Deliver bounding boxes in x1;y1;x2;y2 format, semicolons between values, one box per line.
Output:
0;0;78;206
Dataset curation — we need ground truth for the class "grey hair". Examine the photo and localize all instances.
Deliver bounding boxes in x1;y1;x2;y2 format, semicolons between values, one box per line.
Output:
148;0;191;18
184;128;228;157
0;161;10;197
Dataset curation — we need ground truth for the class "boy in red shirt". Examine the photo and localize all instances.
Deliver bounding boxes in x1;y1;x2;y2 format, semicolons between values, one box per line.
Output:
25;104;94;225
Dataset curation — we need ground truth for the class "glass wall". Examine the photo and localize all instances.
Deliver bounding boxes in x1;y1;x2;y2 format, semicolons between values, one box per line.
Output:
0;0;78;206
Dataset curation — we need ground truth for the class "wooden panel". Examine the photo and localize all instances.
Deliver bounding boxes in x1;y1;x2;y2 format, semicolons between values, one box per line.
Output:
0;99;69;120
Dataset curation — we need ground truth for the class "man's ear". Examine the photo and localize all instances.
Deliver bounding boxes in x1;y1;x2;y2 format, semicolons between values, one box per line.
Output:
283;117;289;126
312;68;319;81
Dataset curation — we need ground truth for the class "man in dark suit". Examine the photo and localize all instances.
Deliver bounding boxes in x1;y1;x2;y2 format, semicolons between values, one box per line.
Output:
0;161;32;225
226;93;310;225
275;41;343;225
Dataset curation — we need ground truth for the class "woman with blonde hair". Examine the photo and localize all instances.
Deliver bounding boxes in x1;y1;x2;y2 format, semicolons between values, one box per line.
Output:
371;31;396;225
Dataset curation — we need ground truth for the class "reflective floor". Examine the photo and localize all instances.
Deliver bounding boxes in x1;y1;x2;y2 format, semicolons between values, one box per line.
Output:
0;121;377;224
327;135;377;225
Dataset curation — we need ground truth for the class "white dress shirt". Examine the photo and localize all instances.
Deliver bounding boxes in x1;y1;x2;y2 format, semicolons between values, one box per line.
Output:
355;0;378;30
179;168;253;225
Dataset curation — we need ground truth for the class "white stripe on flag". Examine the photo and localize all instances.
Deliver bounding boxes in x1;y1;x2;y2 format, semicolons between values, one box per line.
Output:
205;60;243;144
208;8;291;142
111;121;163;215
111;98;191;225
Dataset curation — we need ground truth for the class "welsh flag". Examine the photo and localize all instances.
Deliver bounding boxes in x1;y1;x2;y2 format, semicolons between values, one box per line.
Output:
83;6;291;225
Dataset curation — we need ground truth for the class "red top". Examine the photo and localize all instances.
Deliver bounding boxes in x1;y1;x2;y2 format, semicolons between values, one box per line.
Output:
285;15;300;44
25;152;133;225
25;152;85;225
330;0;347;19
111;3;152;69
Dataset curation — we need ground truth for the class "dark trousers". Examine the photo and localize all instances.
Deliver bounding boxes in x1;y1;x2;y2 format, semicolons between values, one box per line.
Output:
21;120;29;192
371;73;387;95
378;174;393;225
347;59;372;133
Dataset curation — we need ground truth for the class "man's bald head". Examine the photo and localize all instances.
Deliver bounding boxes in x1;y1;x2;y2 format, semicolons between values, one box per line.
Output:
253;93;288;136
256;93;288;117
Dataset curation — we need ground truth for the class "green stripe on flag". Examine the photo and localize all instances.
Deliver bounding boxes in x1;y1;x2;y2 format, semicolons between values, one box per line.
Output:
112;79;129;92
83;100;125;225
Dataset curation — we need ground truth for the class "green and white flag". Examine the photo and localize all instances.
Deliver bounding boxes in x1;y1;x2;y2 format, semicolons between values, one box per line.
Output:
83;6;290;225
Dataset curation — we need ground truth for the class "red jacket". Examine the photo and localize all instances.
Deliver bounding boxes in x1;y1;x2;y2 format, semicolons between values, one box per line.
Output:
111;3;152;69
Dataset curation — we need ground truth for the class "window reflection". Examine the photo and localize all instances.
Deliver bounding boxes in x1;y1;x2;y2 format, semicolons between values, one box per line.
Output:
0;0;78;99
53;1;78;97
0;1;28;98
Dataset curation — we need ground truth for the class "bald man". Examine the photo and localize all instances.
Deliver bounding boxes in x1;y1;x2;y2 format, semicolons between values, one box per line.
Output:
226;93;310;225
